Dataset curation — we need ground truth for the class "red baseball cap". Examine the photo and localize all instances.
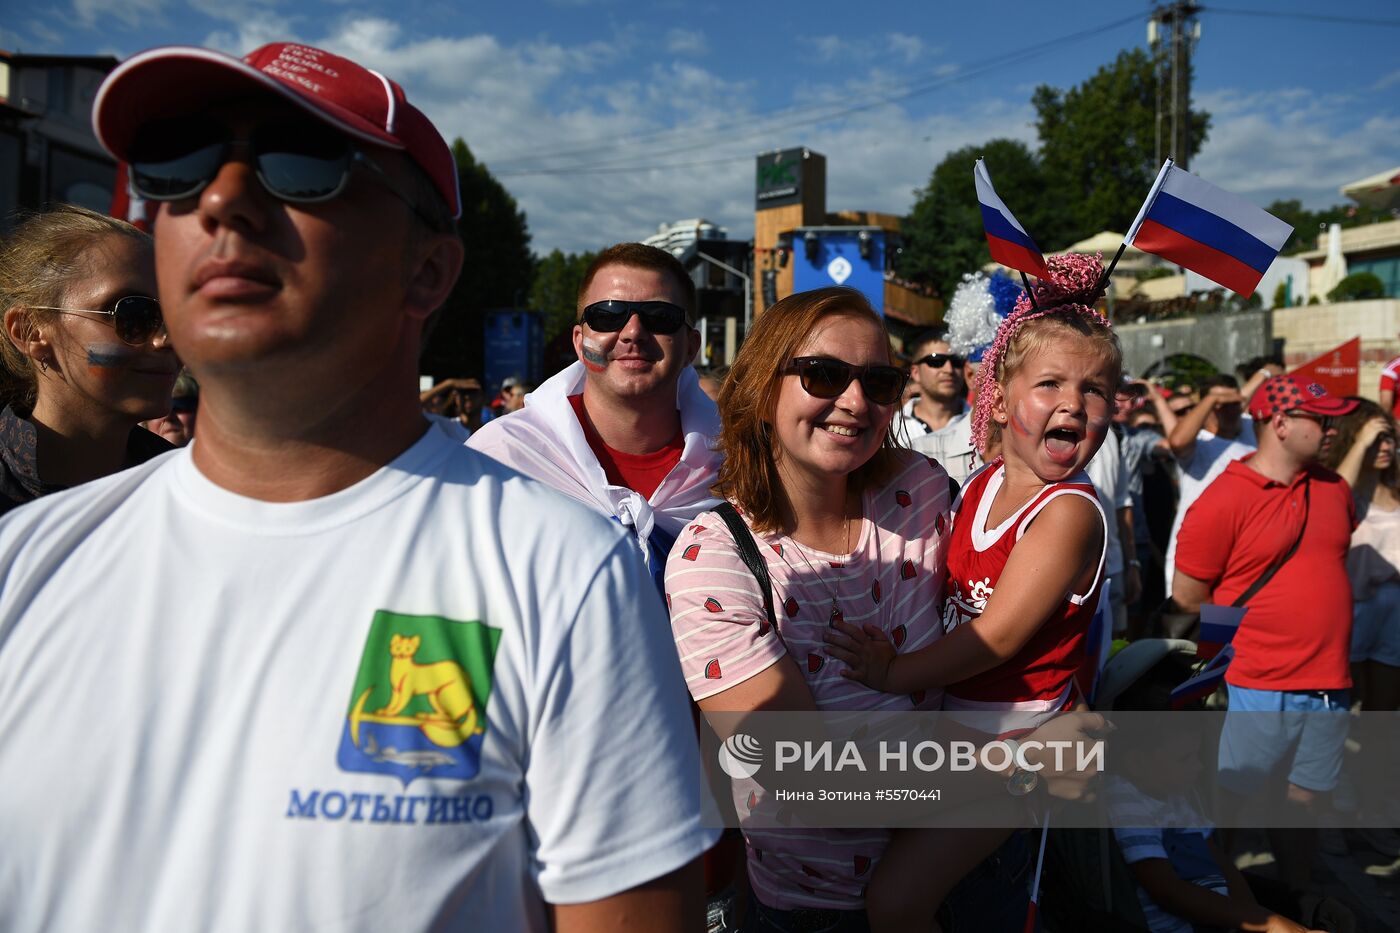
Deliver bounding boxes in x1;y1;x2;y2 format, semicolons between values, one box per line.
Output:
93;43;461;218
1248;374;1358;422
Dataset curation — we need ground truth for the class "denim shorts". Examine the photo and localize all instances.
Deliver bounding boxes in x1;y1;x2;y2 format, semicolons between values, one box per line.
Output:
1217;684;1351;794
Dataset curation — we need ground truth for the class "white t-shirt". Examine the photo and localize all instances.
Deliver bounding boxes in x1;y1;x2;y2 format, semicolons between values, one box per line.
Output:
0;422;716;932
911;412;982;488
1164;424;1256;596
1085;428;1128;579
894;398;934;441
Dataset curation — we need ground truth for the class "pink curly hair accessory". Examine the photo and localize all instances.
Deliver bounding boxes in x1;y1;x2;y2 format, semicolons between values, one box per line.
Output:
969;253;1114;451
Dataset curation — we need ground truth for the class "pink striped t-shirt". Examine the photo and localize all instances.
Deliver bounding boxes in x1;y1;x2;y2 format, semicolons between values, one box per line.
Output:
665;451;952;910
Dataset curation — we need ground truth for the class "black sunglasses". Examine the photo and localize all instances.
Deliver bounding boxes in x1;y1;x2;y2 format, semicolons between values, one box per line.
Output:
581;300;690;335
129;119;433;223
32;295;164;346
1285;410;1335;432
784;357;908;406
915;352;964;369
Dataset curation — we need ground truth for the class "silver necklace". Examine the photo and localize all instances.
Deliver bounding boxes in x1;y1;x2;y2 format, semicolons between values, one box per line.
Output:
785;501;855;627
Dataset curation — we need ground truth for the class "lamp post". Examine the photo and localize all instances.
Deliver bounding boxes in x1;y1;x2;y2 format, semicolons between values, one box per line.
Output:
695;250;753;349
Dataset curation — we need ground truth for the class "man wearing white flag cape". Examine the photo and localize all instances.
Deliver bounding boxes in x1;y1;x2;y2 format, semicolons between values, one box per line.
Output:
470;243;723;592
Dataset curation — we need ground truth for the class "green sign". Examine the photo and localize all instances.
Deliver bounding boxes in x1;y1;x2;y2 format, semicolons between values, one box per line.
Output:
756;148;806;209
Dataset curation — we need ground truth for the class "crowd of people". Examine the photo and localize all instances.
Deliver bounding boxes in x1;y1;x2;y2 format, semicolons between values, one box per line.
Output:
0;38;1392;933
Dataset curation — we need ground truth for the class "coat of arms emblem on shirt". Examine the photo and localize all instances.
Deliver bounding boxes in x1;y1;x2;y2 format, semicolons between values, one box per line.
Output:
337;611;501;786
942;576;994;634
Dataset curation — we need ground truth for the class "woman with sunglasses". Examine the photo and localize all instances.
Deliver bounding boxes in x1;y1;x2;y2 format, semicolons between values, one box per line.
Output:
668;287;1080;931
1324;399;1400;706
1321;399;1400;833
0;205;177;515
666;287;946;928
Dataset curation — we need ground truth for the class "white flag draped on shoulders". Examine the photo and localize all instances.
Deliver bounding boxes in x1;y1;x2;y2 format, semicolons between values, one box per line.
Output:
467;362;723;585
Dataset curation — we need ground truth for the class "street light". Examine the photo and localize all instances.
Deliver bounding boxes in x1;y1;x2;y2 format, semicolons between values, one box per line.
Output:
696;249;753;349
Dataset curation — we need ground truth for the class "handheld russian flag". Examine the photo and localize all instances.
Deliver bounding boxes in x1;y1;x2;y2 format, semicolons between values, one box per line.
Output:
1170;645;1234;710
974;159;1050;280
1125;160;1292;298
1197;604;1247;661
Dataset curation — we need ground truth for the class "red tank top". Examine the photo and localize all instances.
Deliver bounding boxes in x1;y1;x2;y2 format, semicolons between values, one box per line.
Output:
941;459;1106;711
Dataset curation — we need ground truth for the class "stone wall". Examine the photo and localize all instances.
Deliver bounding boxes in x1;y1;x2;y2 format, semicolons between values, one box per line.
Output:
1273;299;1400;400
1115;299;1400;400
1115;310;1272;379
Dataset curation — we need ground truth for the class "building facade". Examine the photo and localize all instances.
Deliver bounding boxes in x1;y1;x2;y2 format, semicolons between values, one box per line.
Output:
0;51;118;230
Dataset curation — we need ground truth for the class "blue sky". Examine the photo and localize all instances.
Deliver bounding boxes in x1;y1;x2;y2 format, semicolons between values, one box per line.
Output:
5;1;1397;255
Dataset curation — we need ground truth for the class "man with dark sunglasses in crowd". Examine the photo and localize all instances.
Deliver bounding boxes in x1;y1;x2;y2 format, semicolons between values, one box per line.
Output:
899;326;982;485
0;44;712;933
468;244;739;929
469;243;724;593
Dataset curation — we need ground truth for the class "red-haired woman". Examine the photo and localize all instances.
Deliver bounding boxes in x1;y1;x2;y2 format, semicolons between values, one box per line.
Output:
665;286;1103;932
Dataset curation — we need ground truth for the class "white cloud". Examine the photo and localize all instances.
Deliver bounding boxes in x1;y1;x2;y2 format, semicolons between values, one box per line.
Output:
49;8;1388;258
887;33;923;65
203;12;300;56
1193;87;1400;210
800;32;938;68
2;18;65;50
1373;70;1400;92
802;35;845;63
71;0;165;29
665;27;706;56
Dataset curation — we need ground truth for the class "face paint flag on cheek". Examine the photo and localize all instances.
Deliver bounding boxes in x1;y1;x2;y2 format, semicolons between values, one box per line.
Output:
580;338;608;373
87;344;140;369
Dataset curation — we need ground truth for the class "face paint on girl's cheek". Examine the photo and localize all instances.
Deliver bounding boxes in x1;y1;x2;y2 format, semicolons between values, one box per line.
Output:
580;338;608;373
1086;416;1110;442
86;344;139;370
1009;402;1033;437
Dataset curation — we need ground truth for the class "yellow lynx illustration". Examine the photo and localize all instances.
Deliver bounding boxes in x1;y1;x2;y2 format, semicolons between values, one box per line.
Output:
372;634;483;744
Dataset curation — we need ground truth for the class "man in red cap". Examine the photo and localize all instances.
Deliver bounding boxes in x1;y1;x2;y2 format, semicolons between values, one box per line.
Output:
1172;374;1358;893
0;43;711;932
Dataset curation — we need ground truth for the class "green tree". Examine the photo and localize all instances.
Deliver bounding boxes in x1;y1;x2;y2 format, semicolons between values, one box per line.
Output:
1327;271;1386;303
1264;198;1393;255
1034;48;1209;242
899;139;1048;301
420;139;534;379
530;248;598;343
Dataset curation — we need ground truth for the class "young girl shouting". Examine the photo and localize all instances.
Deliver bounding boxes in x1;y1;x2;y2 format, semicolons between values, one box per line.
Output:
825;253;1120;932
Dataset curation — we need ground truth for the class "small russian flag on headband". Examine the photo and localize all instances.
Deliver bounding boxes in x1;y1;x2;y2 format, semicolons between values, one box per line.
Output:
1125;160;1293;298
1170;645;1234;710
974;159;1050;280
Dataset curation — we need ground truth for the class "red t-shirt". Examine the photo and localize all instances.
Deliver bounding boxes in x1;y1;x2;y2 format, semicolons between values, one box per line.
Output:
1175;456;1355;691
1381;356;1400;419
567;394;683;499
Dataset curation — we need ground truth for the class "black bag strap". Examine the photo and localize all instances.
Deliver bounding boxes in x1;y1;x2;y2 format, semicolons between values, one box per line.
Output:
714;502;779;634
1231;476;1310;608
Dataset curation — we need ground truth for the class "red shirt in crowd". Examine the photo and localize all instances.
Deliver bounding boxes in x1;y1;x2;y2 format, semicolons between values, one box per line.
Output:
942;460;1106;711
1381;356;1400;419
1175;455;1355;692
567;394;683;499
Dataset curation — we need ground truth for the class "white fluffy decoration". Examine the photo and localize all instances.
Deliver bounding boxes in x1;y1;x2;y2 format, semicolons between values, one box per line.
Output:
943;272;1000;357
